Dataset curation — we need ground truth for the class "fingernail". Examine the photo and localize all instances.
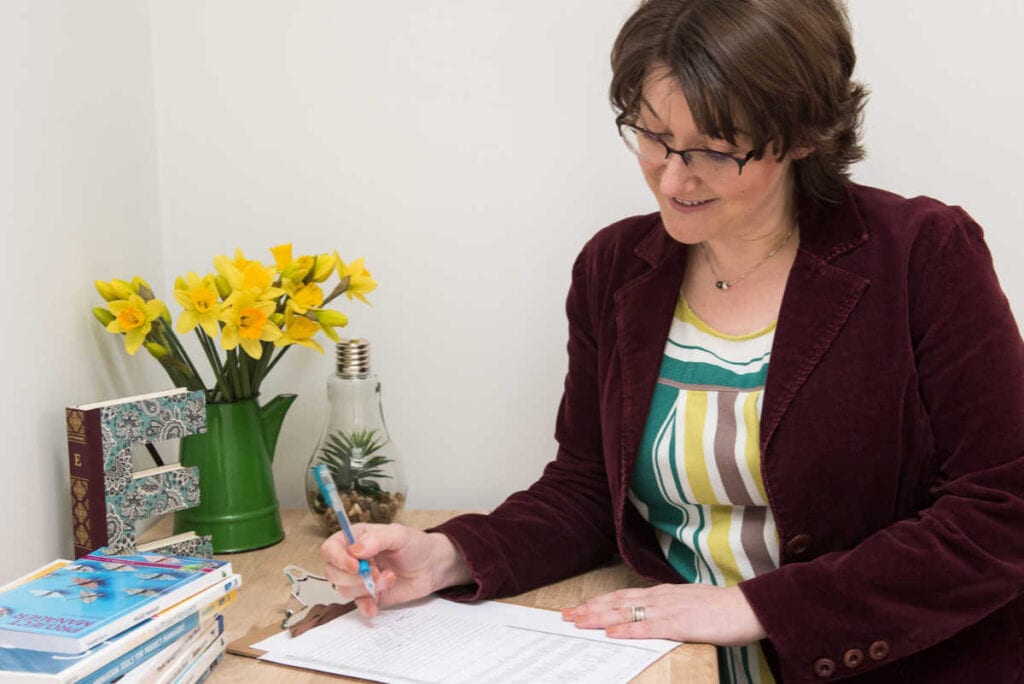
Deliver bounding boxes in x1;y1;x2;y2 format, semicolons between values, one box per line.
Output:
349;543;365;555
560;608;575;621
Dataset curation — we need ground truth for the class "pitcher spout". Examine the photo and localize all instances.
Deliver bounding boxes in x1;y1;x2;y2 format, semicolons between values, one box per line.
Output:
259;394;297;461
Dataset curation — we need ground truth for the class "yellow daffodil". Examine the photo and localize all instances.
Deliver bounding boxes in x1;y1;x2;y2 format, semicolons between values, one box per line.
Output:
173;272;223;337
283;256;315;283
310;309;348;342
105;294;165;355
223;247;260;272
310;253;336;283
275;311;323;352
335;256;377;305
283;281;323;315
219;292;282;359
92;245;375;403
214;253;284;300
272;244;325;284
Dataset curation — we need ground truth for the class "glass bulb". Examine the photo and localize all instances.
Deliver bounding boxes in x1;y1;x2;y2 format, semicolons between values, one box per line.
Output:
305;339;407;533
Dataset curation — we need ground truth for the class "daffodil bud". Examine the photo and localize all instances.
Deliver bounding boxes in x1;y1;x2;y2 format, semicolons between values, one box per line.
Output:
95;281;117;302
144;341;169;359
311;253;336;282
214;275;232;299
110;279;135;300
312;309;348;327
92;307;116;326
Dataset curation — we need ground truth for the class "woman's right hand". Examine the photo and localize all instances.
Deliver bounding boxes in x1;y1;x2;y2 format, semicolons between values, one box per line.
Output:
321;523;472;617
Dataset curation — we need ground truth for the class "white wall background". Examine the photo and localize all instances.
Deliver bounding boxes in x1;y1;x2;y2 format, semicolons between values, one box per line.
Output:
0;1;167;580
1;1;1021;580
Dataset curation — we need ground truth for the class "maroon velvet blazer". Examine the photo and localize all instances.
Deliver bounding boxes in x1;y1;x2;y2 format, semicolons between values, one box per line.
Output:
435;183;1024;682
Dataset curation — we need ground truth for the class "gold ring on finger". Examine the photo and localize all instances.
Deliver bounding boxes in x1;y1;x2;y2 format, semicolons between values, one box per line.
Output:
630;605;645;623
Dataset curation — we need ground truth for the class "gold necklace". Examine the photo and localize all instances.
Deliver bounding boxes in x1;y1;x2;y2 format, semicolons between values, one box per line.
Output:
700;227;795;291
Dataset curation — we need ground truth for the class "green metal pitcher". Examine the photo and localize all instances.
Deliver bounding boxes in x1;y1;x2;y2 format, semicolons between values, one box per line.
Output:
174;394;296;553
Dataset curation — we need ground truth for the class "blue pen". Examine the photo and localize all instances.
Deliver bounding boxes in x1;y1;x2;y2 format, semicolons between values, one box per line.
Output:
312;464;378;601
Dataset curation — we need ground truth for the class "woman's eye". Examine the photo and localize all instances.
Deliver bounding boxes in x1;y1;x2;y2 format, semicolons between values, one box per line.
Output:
703;149;733;162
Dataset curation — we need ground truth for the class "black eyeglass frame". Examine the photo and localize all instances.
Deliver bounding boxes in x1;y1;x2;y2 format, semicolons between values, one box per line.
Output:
616;118;757;176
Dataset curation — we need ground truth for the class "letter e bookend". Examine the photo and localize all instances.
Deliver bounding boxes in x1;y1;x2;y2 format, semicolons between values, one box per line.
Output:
66;388;213;558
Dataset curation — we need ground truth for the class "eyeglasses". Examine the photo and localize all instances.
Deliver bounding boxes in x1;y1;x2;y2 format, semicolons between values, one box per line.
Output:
617;121;756;178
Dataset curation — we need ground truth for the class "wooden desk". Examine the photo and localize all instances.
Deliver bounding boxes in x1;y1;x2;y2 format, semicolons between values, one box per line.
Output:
210;509;718;683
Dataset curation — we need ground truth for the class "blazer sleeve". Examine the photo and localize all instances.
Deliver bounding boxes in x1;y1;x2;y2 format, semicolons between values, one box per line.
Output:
740;210;1024;681
433;249;619;600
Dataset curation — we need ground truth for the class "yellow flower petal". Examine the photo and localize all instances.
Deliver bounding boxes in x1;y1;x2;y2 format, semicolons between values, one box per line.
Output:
124;324;150;355
240;336;264;359
336;256;377;305
270;243;293;271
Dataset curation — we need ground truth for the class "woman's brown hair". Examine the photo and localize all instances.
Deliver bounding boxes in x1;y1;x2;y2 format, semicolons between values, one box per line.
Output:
610;0;867;203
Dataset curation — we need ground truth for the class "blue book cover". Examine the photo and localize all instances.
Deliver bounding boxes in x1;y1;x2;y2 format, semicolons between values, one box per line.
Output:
0;575;240;683
117;613;225;684
0;553;232;655
89;614;224;684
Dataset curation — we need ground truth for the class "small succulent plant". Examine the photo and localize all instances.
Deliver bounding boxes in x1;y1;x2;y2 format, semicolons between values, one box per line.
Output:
318;428;394;496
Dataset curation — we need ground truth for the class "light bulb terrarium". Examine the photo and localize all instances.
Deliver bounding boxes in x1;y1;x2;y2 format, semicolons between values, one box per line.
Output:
305;339;407;533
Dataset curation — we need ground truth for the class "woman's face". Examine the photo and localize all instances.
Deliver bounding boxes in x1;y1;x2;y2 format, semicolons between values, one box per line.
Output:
635;70;799;245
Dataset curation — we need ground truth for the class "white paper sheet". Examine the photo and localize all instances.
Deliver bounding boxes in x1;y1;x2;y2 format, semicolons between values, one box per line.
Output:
253;597;680;684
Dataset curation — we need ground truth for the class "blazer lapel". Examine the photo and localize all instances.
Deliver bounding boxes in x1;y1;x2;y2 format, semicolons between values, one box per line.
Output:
760;187;872;452
610;186;872;498
614;226;686;496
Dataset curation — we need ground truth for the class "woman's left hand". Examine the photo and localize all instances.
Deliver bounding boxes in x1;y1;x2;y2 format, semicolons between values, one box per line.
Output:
561;583;766;646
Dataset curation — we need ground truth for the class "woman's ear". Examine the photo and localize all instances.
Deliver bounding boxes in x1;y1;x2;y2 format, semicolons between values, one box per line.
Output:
790;145;815;160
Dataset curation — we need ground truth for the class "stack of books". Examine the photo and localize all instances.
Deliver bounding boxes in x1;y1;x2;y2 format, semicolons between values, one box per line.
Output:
0;551;240;683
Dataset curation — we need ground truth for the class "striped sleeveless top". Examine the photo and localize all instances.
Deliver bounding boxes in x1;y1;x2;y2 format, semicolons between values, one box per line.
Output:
629;296;779;684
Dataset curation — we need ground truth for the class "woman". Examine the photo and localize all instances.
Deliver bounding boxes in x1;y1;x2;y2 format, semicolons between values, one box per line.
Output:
322;1;1024;681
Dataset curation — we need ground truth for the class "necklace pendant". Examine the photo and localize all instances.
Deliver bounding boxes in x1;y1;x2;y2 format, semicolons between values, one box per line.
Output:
715;281;729;290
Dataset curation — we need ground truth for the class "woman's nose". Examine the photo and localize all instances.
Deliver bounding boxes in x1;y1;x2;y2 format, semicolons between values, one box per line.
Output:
658;153;702;196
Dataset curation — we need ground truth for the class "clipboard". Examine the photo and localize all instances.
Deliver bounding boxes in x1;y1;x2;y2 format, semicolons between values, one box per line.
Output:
227;564;357;659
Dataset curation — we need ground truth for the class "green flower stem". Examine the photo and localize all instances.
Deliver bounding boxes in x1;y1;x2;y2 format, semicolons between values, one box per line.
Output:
196;330;234;402
247;343;267;390
251;341;280;389
224;349;240;399
161;325;205;389
239;351;253;398
162;365;188;390
148;326;203;392
237;351;250;398
224;349;251;399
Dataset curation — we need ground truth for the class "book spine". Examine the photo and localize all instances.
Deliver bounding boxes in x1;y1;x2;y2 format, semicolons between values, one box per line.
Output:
174;634;226;684
79;612;202;684
66;580;239;683
151;615;223;684
66;407;108;559
73;580;240;684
